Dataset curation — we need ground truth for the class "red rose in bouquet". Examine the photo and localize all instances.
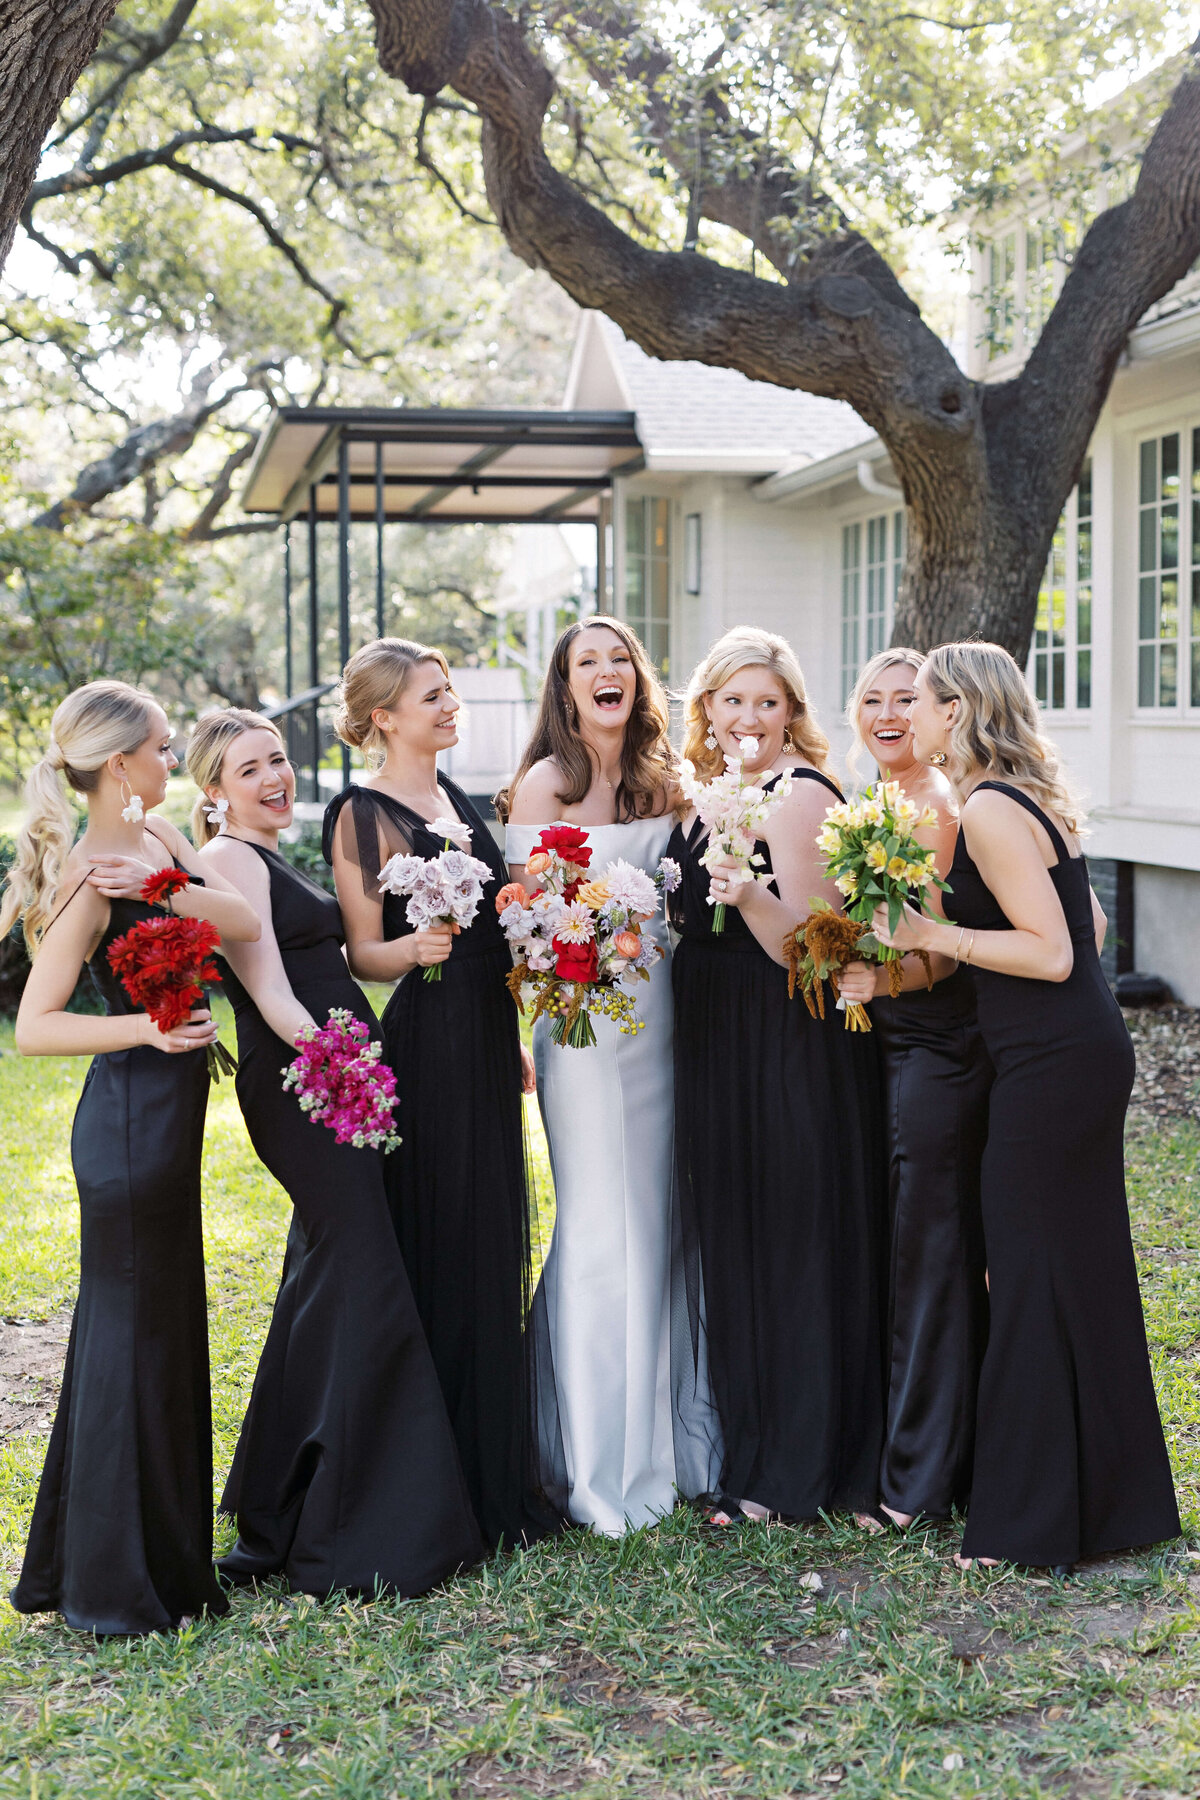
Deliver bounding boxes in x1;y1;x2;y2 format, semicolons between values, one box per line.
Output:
106;870;237;1079
537;825;592;868
553;936;599;985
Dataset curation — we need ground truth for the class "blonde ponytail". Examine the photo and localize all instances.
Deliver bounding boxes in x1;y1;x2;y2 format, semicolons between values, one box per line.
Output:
0;680;158;955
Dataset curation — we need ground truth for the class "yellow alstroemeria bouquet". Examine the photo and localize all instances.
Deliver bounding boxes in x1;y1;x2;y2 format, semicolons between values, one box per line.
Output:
785;779;949;1030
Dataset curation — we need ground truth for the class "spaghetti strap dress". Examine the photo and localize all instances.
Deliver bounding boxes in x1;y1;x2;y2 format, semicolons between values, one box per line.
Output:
322;778;564;1550
667;770;890;1517
217;842;482;1598
11;870;228;1635
947;782;1179;1566
873;966;992;1519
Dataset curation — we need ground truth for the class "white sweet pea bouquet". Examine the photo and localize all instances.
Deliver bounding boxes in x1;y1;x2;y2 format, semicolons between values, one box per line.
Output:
378;822;493;983
678;737;795;932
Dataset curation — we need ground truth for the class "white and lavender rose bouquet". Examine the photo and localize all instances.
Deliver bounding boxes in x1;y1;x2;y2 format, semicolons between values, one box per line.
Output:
679;737;795;931
378;818;493;982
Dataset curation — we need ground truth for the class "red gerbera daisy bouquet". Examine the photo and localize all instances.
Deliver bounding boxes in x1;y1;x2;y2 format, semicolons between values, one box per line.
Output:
106;867;238;1080
496;824;676;1049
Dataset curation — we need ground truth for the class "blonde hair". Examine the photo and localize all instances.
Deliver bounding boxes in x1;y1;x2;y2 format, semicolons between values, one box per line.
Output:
185;708;283;844
0;680;159;955
845;647;925;784
496;616;675;824
334;638;452;771
682;626;830;779
924;641;1086;835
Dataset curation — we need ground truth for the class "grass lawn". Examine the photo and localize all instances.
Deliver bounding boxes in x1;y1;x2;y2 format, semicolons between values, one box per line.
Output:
0;1008;1198;1800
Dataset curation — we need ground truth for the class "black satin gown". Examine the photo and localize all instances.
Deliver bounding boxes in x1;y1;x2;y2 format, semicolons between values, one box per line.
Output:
323;779;564;1550
874;966;992;1518
947;783;1179;1566
12;878;227;1635
218;843;482;1598
668;771;890;1517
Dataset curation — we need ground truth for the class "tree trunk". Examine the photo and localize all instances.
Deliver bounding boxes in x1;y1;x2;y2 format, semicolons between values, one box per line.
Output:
0;1;121;277
368;0;1200;662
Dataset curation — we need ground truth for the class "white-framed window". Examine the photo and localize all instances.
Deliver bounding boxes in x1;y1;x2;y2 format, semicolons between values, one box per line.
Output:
1031;461;1092;712
623;495;671;677
1135;428;1198;710
841;509;904;704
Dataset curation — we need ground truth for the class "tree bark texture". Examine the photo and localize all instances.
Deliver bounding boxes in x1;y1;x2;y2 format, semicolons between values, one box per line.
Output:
0;0;121;276
368;0;1200;660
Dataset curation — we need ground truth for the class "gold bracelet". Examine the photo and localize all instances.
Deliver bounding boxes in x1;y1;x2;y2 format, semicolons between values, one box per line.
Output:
954;926;966;962
963;930;976;966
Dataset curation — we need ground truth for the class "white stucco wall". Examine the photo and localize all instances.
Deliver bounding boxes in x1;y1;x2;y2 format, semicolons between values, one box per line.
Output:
1133;865;1200;1005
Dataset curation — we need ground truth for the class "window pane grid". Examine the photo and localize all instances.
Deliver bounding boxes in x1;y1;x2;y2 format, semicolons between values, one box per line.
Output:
1137;432;1183;709
1030;462;1091;713
842;509;903;704
623;497;671;678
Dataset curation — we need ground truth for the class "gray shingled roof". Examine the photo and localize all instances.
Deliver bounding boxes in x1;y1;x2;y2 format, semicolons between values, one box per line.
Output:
598;315;873;464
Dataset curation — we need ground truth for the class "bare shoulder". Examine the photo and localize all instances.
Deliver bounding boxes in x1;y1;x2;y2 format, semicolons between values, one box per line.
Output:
145;815;188;858
199;834;270;896
508;759;565;824
777;766;841;821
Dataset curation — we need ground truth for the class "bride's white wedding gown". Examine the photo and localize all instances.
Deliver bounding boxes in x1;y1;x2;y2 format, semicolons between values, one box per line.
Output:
506;815;720;1535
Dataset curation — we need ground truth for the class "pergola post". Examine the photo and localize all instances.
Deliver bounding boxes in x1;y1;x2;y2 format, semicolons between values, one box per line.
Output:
337;434;352;788
307;488;320;804
283;520;293;700
375;440;386;639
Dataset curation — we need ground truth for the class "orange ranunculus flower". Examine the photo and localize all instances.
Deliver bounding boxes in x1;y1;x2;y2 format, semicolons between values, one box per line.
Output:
526;852;550;875
614;929;642;959
576;879;613;910
495;881;529;914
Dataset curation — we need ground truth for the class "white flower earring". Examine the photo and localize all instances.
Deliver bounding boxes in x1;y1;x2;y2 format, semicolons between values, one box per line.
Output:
204;794;230;835
120;779;144;823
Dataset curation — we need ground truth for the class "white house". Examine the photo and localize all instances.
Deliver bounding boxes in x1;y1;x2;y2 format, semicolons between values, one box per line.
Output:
565;235;1200;1000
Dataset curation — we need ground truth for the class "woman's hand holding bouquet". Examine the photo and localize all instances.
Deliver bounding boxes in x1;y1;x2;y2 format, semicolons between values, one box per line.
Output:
784;780;948;1031
678;737;793;932
377;819;493;983
106;867;237;1078
496;825;679;1048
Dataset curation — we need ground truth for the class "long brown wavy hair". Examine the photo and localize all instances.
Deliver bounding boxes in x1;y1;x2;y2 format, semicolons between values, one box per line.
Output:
496;616;675;824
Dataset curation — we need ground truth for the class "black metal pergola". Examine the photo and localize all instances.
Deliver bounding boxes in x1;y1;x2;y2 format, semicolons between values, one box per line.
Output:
241;405;643;800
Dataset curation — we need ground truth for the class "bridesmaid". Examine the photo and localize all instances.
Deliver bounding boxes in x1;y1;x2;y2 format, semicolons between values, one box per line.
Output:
5;680;259;1635
322;638;563;1550
876;642;1180;1572
188;708;482;1598
839;649;992;1527
501;617;721;1535
668;627;888;1526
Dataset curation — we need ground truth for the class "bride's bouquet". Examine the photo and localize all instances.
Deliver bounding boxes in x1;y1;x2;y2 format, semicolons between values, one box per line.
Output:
496;825;679;1048
784;779;946;1030
678;737;794;931
378;823;493;982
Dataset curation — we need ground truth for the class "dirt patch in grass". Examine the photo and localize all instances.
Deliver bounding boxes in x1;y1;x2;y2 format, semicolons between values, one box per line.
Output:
0;1310;70;1443
1126;1004;1200;1126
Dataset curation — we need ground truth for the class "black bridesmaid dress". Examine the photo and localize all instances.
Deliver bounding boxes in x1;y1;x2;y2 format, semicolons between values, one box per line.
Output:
217;842;483;1597
667;771;890;1518
12;876;227;1635
322;778;564;1550
874;966;992;1519
947;782;1180;1566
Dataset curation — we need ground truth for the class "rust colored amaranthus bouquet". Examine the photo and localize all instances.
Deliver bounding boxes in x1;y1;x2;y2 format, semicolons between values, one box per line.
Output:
106;867;238;1079
783;780;945;1031
496;824;678;1049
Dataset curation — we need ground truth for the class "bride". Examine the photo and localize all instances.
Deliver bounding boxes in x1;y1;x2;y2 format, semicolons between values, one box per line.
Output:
499;617;720;1534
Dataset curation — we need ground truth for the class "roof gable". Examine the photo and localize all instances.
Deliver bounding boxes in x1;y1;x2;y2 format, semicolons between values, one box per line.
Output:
564;311;872;473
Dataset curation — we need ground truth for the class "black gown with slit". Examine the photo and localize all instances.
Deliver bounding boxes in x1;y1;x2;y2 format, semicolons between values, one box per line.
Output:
947;782;1179;1566
322;779;564;1550
217;842;483;1597
11;873;228;1635
874;965;992;1519
667;770;890;1517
